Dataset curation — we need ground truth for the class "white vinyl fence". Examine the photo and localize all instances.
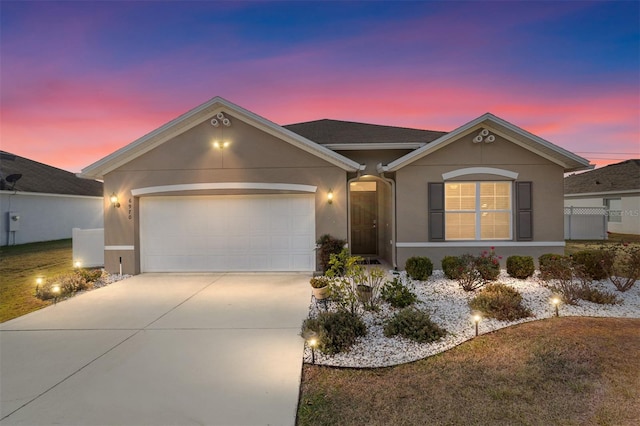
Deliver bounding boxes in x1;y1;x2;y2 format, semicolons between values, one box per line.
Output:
72;228;104;267
564;206;607;240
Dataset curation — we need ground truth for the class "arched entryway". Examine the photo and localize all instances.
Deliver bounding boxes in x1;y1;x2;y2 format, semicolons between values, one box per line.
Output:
348;175;395;266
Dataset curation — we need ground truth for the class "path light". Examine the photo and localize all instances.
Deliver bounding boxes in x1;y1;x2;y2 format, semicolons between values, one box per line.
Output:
35;277;43;286
473;314;482;337
74;260;82;269
551;297;560;317
52;284;60;304
302;330;319;364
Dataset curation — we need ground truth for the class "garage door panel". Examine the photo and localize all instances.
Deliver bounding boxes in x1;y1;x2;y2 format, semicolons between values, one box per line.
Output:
140;195;315;272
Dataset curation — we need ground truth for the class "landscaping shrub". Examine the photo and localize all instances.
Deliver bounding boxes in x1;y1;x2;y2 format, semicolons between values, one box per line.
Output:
325;248;355;278
405;256;433;281
380;277;418;308
600;244;640;292
577;285;621;305
75;268;103;283
468;283;533;321
35;273;92;301
456;254;485;291
571;250;608;280
302;311;366;355
317;234;347;273
506;256;535;279
383;307;446;343
310;276;331;288
538;254;572;282
474;248;501;282
441;256;462;279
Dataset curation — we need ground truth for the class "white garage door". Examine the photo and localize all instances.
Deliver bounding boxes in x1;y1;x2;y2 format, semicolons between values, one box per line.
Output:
140;194;315;272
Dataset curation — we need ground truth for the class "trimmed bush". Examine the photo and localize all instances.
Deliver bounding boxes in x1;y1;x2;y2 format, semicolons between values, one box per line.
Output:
600;244;640;292
539;254;572;281
441;256;462;280
316;234;347;273
474;248;501;282
302;311;366;355
383;307;446;343
506;256;535;279
456;254;485;291
75;268;103;283
571;250;608;280
35;273;92;301
468;283;533;321
577;285;621;305
380;277;418;308
405;257;433;281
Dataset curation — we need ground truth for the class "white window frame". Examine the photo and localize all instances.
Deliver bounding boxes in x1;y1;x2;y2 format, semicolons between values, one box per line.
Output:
445;181;513;241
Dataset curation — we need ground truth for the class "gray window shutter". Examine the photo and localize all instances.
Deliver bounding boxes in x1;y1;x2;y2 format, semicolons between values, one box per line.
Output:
428;182;445;241
516;181;533;241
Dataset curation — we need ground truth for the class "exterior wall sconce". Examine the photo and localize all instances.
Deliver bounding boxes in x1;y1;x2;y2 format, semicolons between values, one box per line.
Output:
327;189;334;204
213;141;230;149
110;193;120;208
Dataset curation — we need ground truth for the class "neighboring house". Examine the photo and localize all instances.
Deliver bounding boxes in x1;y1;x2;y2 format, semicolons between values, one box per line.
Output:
0;151;103;246
78;97;591;274
565;159;640;235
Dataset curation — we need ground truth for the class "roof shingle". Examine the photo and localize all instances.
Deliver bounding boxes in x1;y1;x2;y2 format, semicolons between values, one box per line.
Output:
564;159;640;194
1;151;103;196
284;119;446;145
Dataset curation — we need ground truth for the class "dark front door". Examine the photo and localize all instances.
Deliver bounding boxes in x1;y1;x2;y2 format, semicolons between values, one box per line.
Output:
351;191;377;254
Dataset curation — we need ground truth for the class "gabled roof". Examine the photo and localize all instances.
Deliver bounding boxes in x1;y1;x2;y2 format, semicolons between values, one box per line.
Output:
380;113;592;173
284;119;445;149
565;159;640;195
0;151;103;196
79;97;362;180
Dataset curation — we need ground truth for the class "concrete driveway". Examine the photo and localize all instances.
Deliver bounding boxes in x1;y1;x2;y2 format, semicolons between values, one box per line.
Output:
0;273;312;425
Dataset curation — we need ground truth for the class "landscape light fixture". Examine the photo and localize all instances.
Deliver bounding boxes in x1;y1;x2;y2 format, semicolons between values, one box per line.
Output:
52;284;60;304
74;261;82;269
110;193;120;208
473;314;482;337
551;297;560;317
302;330;319;364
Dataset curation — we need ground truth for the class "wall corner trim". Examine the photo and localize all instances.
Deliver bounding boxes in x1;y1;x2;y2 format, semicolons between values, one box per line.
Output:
442;167;519;180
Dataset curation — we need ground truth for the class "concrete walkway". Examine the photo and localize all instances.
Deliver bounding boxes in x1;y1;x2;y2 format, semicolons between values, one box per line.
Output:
0;273;311;425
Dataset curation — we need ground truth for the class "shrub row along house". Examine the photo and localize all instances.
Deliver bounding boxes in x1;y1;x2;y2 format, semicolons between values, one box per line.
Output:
79;97;591;275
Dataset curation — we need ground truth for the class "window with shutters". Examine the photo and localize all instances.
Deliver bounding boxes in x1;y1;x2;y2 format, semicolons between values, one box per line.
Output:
444;182;512;240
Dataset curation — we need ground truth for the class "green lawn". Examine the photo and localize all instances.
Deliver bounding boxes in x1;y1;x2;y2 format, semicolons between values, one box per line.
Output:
0;239;74;322
298;317;640;425
565;232;640;255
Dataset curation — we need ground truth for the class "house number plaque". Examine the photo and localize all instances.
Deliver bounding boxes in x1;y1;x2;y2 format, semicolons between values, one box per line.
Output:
128;198;133;220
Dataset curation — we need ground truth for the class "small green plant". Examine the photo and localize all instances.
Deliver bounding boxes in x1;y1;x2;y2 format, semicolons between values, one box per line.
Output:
380;277;418;308
571;250;608;280
441;256;462;279
301;311;366;355
325;248;356;278
506;256;535;279
405;256;433;281
474;248;501;282
316;234;347;273
468;283;533;321
383;307;446;343
310;276;331;288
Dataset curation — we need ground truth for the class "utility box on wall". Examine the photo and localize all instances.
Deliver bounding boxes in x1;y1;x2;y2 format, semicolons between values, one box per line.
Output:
8;212;20;231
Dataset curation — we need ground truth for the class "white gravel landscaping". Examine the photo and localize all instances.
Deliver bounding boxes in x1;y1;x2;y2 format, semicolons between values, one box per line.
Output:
303;270;640;368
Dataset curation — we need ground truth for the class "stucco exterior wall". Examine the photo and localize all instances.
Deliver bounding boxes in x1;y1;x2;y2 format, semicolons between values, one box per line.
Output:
1;192;103;246
394;130;566;268
103;114;348;274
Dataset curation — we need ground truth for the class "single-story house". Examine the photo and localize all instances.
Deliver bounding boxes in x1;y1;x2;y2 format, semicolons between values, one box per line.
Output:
79;97;591;274
565;159;640;235
0;151;103;246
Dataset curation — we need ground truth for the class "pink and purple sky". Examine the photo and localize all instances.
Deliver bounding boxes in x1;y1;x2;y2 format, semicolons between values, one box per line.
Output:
1;1;638;173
